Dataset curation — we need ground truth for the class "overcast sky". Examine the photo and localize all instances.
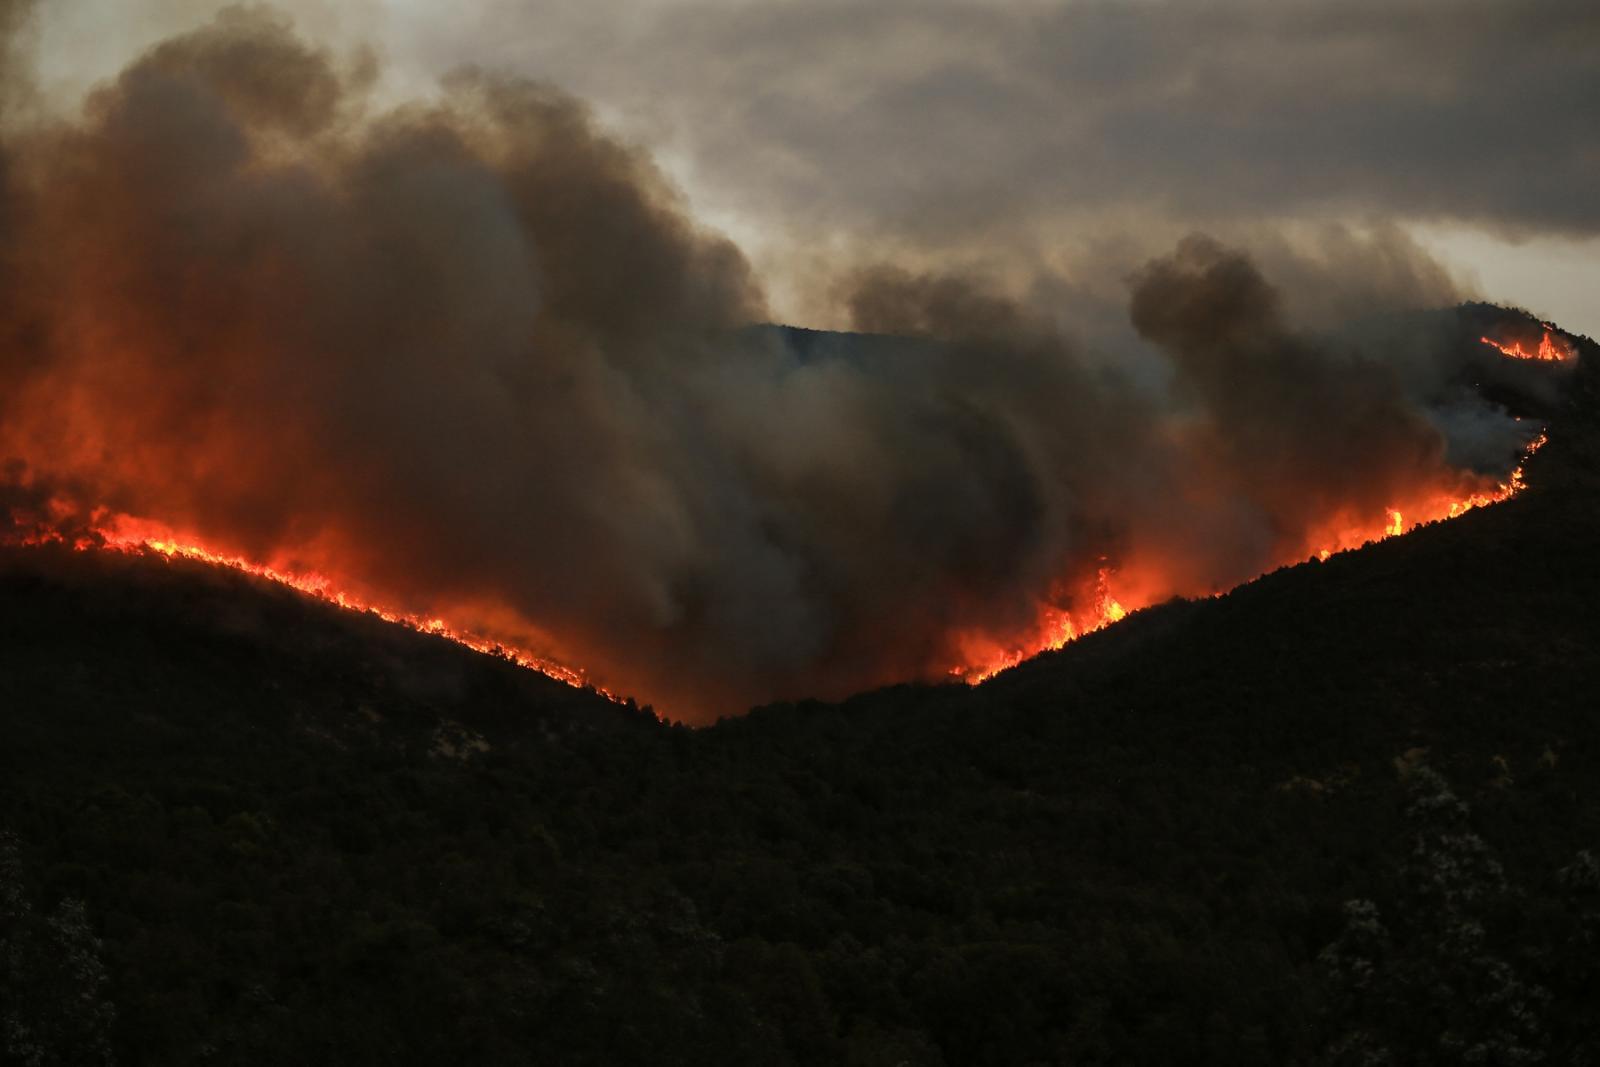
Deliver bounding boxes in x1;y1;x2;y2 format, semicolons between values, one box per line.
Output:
27;0;1600;338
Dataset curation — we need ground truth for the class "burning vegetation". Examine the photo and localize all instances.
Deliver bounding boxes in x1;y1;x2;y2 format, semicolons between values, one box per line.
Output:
948;428;1549;683
0;9;1580;720
8;507;606;696
1479;328;1575;363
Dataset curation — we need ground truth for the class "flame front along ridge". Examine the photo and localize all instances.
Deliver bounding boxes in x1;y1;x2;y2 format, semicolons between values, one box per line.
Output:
950;429;1548;683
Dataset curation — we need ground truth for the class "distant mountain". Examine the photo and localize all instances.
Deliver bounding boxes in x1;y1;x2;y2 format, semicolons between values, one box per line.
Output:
2;308;1597;1065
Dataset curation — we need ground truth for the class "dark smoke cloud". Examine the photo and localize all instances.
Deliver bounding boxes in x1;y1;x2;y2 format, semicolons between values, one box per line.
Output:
1132;236;1455;534
1241;224;1465;332
387;0;1600;243
0;0;30;90
0;7;1559;720
1;8;761;710
0;0;35;408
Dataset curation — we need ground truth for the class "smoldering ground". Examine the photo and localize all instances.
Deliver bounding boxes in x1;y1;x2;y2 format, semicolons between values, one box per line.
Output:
0;7;1565;719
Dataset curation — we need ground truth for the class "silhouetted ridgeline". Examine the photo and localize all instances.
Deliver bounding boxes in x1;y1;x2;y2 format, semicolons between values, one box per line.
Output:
2;309;1598;1064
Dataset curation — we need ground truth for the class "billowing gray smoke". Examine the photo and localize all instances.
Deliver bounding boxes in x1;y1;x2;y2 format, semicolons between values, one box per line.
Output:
0;7;1563;720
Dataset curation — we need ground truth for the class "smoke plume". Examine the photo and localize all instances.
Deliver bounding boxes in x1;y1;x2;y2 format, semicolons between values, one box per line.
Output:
0;8;1565;720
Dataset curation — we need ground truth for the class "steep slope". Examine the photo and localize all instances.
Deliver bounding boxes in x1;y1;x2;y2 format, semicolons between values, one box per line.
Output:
2;316;1597;1065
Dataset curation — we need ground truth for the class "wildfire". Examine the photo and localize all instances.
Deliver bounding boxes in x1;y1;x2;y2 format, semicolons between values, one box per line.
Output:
953;565;1130;683
0;428;1556;706
51;426;1533;698
1480;330;1572;362
949;430;1549;684
10;513;610;699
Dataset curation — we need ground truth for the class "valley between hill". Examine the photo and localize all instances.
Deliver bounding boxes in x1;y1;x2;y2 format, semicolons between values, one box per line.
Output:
3;317;1598;1064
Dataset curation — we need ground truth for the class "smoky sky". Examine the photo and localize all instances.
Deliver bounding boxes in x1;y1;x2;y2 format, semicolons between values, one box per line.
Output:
22;1;1600;337
0;4;1571;720
346;0;1600;244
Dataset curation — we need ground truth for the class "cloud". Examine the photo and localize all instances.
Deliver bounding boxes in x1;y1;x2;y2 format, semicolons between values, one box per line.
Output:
354;0;1598;243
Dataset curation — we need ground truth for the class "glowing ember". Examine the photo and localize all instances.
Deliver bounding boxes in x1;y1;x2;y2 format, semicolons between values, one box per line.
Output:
1480;330;1572;362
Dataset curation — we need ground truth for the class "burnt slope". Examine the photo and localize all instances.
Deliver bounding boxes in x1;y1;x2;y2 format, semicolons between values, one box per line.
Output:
1;311;1598;1065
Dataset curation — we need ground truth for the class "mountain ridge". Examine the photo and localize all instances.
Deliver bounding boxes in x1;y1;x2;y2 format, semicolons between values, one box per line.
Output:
2;306;1597;1064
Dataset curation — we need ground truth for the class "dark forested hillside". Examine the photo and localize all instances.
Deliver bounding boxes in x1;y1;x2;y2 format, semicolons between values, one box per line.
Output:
3;317;1599;1065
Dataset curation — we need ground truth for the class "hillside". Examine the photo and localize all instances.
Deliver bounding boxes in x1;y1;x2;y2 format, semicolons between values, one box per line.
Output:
3;314;1599;1065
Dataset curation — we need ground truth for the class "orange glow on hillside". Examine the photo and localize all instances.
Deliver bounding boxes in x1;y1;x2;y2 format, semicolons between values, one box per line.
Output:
15;514;612;700
951;565;1131;683
4;427;1551;705
948;431;1547;683
1480;330;1573;362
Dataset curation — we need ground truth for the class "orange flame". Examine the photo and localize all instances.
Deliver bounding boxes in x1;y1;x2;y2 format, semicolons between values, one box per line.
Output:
2;428;1554;707
14;512;614;701
949;431;1548;683
952;564;1132;683
1480;330;1572;362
